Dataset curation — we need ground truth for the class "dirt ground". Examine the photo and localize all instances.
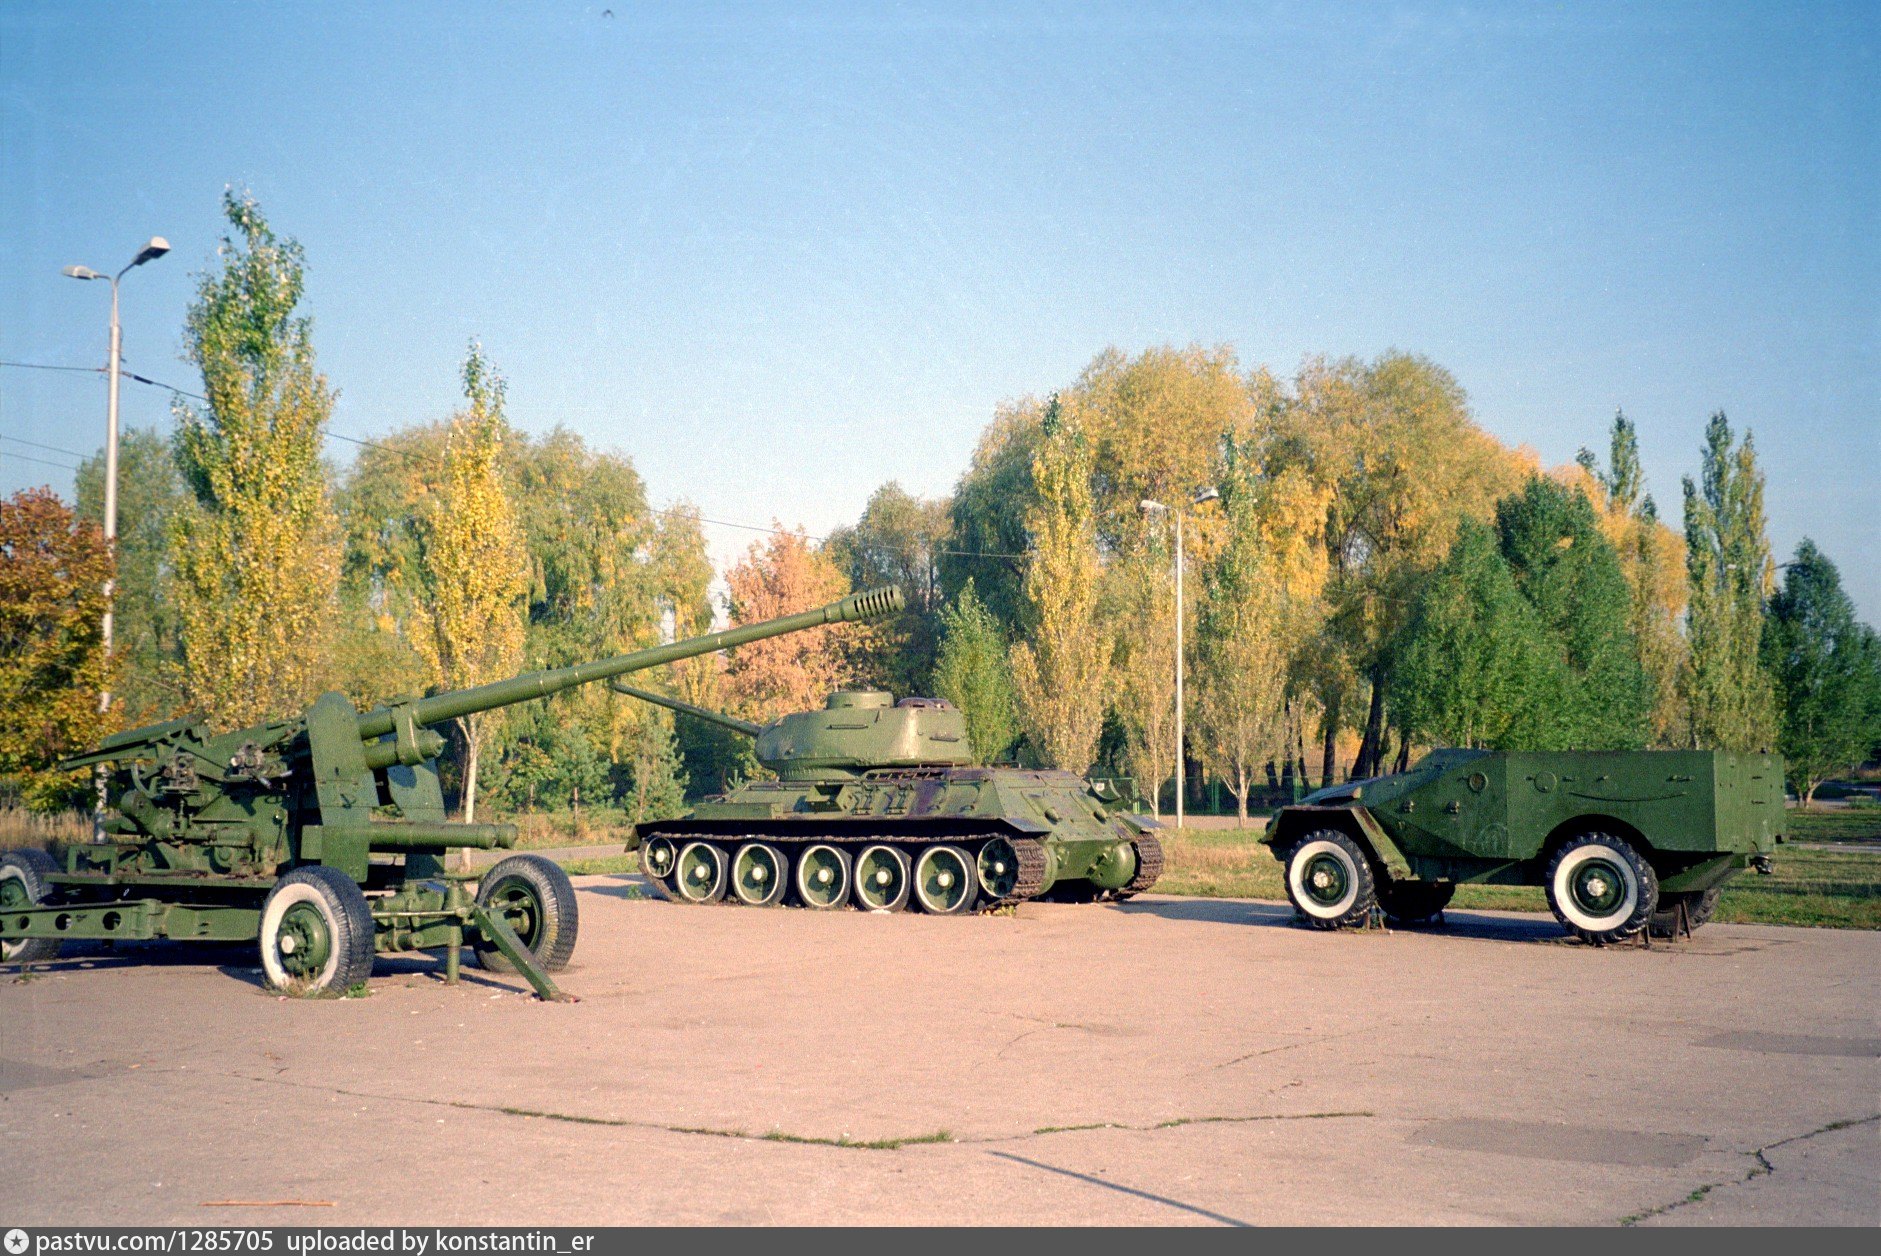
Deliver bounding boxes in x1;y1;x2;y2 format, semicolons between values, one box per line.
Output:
1;875;1875;1227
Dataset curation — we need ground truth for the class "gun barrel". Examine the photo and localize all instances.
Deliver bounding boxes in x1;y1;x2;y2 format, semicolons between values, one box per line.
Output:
355;586;902;739
608;682;765;738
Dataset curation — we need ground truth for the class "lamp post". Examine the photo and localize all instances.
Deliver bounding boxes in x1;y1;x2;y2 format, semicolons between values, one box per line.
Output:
1140;485;1218;828
64;237;170;838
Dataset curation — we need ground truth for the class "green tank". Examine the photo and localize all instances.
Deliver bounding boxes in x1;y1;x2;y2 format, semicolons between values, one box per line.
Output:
614;686;1163;913
0;588;901;997
1261;749;1784;945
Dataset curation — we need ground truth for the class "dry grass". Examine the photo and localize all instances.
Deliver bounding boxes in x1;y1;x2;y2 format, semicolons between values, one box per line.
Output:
0;804;88;853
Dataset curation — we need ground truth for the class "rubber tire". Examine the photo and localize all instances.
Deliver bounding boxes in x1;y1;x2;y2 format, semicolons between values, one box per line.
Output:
1545;833;1658;946
1378;880;1455;926
1284;829;1378;930
259;866;376;996
0;848;62;964
853;845;912;912
794;844;853;910
731;842;789;907
474;854;579;973
1649;887;1722;939
673;841;730;904
912;845;979;915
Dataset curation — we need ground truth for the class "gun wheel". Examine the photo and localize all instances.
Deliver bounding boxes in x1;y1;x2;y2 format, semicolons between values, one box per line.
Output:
794;844;852;910
260;866;375;996
731;843;788;907
913;845;977;915
1649;887;1722;938
854;845;911;912
1284;829;1377;929
474;854;579;972
0;849;62;964
1546;833;1658;945
1378;880;1455;926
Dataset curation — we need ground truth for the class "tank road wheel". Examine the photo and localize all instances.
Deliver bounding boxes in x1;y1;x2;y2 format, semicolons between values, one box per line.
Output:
1378;880;1455;926
731;843;788;907
674;842;730;904
1649;887;1722;939
1284;830;1377;930
475;854;579;973
0;849;62;964
1546;833;1658;946
259;866;375;996
854;845;912;912
976;838;1020;901
913;845;977;915
641;836;679;890
794;844;853;910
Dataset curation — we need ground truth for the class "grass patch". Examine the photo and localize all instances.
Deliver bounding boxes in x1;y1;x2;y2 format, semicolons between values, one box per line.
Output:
1155;815;1881;930
561;855;643;878
762;1129;953;1150
0;805;87;853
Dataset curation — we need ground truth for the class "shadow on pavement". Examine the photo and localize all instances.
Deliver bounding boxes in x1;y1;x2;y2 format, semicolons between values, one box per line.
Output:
1111;896;1574;944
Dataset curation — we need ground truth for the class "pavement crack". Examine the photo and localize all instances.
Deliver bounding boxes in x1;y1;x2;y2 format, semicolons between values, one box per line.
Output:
1616;1113;1879;1226
973;1109;1374;1145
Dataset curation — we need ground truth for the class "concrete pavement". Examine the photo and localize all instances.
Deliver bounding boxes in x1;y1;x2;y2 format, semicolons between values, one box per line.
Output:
1;875;1875;1226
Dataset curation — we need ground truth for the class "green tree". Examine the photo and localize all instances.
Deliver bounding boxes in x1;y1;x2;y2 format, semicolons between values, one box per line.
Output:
410;344;529;823
941;397;1044;633
932;579;1020;763
1762;541;1881;805
75;428;187;727
1392;520;1561;749
825;481;951;697
170;190;341;727
1682;413;1778;750
1493;476;1650;747
0;489;112;808
1108;551;1178;818
1011;400;1108;770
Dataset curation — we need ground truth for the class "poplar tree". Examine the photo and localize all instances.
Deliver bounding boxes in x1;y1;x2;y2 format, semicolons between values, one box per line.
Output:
1011;399;1108;771
1682;413;1778;750
171;191;341;727
1762;541;1881;805
932;579;1020;763
411;344;529;823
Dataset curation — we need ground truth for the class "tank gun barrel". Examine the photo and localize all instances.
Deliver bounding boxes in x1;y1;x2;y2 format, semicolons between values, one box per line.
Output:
355;586;902;739
607;682;764;738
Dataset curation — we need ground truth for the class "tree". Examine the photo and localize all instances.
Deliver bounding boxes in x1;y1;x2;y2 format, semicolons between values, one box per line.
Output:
1010;400;1108;771
170;190;341;727
941;397;1044;633
1762;541;1881;805
722;527;850;721
0;489;111;808
931;580;1020;763
1392;520;1561;749
409;344;529;823
1107;551;1178;817
1191;443;1331;821
75;428;188;728
1576;412;1689;745
1682;413;1778;750
824;481;951;697
1493;476;1651;748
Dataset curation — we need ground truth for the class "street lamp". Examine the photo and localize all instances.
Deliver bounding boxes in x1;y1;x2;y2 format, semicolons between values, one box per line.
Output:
1140;485;1219;829
65;236;170;838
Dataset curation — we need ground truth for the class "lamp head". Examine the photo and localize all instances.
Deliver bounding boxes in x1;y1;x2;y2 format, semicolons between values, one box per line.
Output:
63;265;105;281
1192;486;1220;505
130;237;171;268
1139;499;1168;514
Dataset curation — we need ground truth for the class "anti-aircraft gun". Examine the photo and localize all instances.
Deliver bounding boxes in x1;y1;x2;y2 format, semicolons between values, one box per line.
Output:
0;588;903;997
609;685;1162;913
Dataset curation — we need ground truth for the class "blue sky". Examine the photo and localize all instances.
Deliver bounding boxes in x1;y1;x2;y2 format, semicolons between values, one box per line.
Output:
2;1;1875;615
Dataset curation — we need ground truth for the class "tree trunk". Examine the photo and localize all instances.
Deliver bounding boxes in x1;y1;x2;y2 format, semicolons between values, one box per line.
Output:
1354;672;1387;778
1320;710;1339;787
462;724;481;825
1394;737;1411;773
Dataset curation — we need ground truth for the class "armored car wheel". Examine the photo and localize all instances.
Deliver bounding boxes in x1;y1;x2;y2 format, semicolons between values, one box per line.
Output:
731;843;788;907
1378;880;1455;926
1284;829;1377;929
795;844;852;910
474;854;579;973
1649;887;1722;938
674;842;730;904
260;866;376;995
913;845;977;915
1546;833;1658;945
854;845;911;912
0;849;62;964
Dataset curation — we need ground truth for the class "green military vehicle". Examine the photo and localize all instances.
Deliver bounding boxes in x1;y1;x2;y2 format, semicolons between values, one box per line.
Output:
614;685;1162;912
0;589;900;997
1262;749;1783;944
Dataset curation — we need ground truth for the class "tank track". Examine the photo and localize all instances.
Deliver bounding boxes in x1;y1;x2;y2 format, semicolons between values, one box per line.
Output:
984;836;1048;908
1114;832;1164;899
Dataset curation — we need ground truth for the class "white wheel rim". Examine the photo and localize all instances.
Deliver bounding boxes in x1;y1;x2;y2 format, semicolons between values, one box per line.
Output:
732;844;784;906
1288;839;1361;919
259;883;341;992
0;868;31;960
855;845;908;911
1553;843;1639;930
914;847;974;913
795;845;849;907
643;837;677;878
676;842;727;902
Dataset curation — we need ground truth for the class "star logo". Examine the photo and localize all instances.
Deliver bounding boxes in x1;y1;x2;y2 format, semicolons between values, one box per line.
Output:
4;1229;29;1255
